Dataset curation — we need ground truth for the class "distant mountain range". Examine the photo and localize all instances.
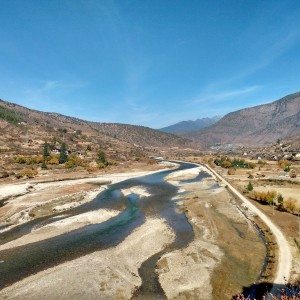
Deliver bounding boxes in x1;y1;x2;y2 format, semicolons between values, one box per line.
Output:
184;92;300;147
159;116;221;134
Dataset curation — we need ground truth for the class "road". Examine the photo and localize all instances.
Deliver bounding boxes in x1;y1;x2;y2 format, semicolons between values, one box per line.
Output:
203;164;292;288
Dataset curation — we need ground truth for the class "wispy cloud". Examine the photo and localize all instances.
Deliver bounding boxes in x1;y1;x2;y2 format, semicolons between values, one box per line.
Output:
191;85;260;104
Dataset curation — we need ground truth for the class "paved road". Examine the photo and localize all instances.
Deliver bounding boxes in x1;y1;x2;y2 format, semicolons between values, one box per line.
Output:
204;164;292;288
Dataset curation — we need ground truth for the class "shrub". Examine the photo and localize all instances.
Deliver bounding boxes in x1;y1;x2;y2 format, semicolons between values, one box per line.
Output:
214;157;255;169
257;160;267;166
16;168;38;179
65;153;83;169
290;169;297;178
15;156;27;164
97;150;108;166
228;168;236;175
246;182;253;192
47;155;59;165
278;159;291;171
14;155;43;165
284;197;299;214
250;190;277;205
97;162;106;169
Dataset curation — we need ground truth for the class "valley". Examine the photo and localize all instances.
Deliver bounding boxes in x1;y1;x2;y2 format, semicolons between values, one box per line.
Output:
0;93;299;299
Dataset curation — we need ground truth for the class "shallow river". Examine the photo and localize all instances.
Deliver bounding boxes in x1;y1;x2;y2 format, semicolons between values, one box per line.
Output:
0;161;204;296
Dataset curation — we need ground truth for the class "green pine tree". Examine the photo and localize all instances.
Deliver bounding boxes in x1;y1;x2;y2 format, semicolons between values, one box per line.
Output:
97;150;107;166
59;143;68;164
43;142;50;159
277;194;284;210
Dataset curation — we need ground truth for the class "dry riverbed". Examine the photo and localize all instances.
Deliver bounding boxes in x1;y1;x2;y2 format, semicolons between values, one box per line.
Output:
0;163;267;299
162;167;266;299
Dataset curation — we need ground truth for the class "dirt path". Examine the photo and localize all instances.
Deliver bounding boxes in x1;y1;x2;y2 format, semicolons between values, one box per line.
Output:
204;164;292;288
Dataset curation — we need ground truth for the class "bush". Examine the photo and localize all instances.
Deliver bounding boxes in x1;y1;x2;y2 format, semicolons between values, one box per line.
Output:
16;168;38;179
284;197;300;214
97;162;107;169
257;160;267;166
15;156;27;164
14;155;43;165
290;169;297;178
97;150;108;166
250;190;277;205
65;153;83;169
278;159;291;171
47;155;59;165
246;182;253;192
227;168;236;175
214;157;255;169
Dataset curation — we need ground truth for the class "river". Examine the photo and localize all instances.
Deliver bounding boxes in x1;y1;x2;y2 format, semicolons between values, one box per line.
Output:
0;161;199;295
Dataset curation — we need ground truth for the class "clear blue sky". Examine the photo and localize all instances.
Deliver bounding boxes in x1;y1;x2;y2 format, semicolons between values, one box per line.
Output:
1;1;300;128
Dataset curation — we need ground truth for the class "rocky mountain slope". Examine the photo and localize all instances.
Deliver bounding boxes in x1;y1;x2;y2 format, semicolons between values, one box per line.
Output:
185;92;300;147
0;99;195;165
159;116;220;134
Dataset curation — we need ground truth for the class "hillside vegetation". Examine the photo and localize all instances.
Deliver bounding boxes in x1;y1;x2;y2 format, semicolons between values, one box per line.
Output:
0;98;196;178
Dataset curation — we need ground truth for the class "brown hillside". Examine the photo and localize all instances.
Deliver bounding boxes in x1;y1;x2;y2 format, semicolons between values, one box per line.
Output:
0;99;196;170
186;92;300;147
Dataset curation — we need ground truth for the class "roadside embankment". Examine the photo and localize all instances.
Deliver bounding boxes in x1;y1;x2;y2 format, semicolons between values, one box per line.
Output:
204;164;292;290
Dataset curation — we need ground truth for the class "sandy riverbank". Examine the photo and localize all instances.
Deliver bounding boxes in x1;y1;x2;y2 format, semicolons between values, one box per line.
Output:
0;167;174;231
0;209;119;251
0;218;175;300
163;166;266;299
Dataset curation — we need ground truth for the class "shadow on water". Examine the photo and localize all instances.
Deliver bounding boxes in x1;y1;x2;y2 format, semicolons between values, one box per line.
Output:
0;162;198;292
0;196;144;288
232;282;300;299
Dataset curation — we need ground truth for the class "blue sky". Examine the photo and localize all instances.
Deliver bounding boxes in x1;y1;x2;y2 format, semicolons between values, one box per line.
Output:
1;1;300;128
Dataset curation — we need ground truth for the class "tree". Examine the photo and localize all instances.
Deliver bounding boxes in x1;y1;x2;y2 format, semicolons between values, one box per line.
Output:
43;142;50;159
59;143;68;164
277;194;284;211
41;160;48;169
97;150;107;166
246;182;253;192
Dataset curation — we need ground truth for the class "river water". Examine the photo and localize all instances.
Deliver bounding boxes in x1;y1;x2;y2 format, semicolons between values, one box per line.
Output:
0;161;199;294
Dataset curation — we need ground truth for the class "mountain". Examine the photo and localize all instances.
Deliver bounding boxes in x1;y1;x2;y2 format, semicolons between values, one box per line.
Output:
0;99;196;166
159;116;221;134
185;92;300;148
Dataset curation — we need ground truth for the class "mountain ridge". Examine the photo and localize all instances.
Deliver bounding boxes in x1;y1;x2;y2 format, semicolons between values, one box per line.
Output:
184;92;300;147
159;116;221;134
0;98;197;165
